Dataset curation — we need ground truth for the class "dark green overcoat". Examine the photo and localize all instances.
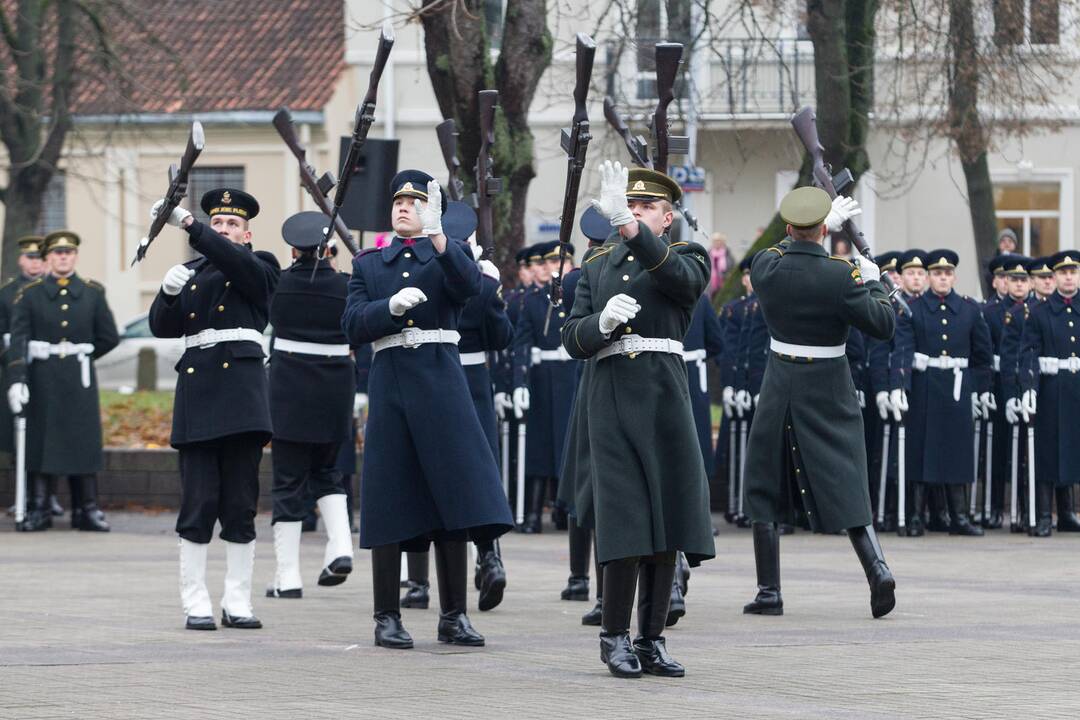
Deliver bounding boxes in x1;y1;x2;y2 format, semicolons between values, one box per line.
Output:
560;223;715;566
744;239;894;532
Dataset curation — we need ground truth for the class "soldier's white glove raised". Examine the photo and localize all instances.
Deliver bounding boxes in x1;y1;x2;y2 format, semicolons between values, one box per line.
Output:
388;287;427;317
598;293;640;335
980;392;996;417
855;256;880;284
825;195;861;233
971;392;982;420
722;386;736;418
416;180;444;237
889;388;908;422
512;387;530;419
875;390;891;420
1005;397;1021;425
353;393;367;417
150;199;192;228
7;382;28;415
161;264;195;296
1021;389;1037;421
590;160;635;227
493;392;510;421
479;259;500;282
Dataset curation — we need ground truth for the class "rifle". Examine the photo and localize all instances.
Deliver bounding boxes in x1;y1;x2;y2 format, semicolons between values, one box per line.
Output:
790;106;909;313
436;119;473;205
603;96;650;168
273;107;359;256
132;121;204;265
549;33;597;317
474;91;502;253
649;43;689;174
321;21;395;259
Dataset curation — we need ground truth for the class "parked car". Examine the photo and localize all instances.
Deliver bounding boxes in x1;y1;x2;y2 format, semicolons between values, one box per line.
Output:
95;313;272;391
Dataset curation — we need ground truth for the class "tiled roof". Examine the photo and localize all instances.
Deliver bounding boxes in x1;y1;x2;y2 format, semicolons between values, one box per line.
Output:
72;0;345;116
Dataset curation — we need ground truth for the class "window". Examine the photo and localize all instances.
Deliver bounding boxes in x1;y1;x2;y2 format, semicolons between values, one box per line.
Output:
994;182;1060;257
635;0;692;99
186;166;245;225
994;0;1059;46
35;172;66;234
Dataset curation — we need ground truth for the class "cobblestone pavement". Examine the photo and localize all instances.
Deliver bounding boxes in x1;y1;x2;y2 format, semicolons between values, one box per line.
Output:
2;512;1079;719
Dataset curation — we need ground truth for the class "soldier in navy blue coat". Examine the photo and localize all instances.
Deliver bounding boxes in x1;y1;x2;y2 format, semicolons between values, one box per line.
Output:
342;170;513;650
1018;250;1080;537
148;188;280;631
715;256;753;523
866;251;901;532
263;212;356;601
890;249;992;536
733;256;769;528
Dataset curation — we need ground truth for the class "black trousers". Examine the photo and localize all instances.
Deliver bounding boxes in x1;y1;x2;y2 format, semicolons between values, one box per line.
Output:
271;439;343;523
176;434;264;544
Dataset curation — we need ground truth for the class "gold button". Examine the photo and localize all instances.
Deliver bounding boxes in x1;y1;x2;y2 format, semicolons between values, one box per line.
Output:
225;281;230;287
622;274;630;281
627;255;635;262
942;334;948;340
1072;336;1076;342
60;289;67;296
800;488;806;494
406;319;414;326
941;318;948;325
795;468;800;473
624;326;632;333
806;511;811;516
60;320;68;327
188;313;196;320
186;367;194;374
217;305;224;312
402;272;410;278
222;362;229;369
190;284;197;291
1070;321;1075;327
405;252;412;259
61;304;69;311
791;446;796;451
942;349;949;356
940;304;945;310
559;311;565;318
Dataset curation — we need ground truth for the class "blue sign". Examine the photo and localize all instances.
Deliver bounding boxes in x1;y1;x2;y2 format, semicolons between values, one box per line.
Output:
670;164;706;192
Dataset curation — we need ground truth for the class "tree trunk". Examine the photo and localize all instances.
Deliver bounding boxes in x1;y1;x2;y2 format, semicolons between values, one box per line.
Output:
1;167;47;276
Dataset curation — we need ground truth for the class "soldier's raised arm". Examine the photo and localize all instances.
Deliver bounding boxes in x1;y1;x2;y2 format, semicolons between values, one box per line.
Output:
839;270;895;342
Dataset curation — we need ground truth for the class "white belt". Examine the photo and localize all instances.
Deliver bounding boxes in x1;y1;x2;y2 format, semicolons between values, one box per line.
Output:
1039;356;1080;375
273;338;350;357
769;338;846;359
595;335;684;361
459;351;487;366
531;346;572;364
27;340;95;388
2;332;9;349
185;327;264;350
913;352;969;401
682;349;708;393
993;354;1001;373
371;328;461;354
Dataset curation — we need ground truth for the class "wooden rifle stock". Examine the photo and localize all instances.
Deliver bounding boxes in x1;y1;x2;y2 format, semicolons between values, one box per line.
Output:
132;121;204;265
475;91;502;252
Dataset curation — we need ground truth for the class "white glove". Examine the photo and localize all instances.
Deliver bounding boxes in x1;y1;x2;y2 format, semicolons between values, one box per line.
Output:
416;180;444;237
1005;397;1021;425
479;259;500;282
161;264;195;296
469;242;484;261
353;393;367;417
856;389;866;409
980;392;996;417
590;160;635;227
855;256;880;284
512;387;530;419
598;293;640;335
493;392;510;421
971;392;982;420
889;388;908;422
875;390;891;420
825;195;862;233
735;390;752;418
1021;389;1037;421
150;198;192;227
7;382;28;415
722;386;736;418
753;393;761;408
388;287;427;317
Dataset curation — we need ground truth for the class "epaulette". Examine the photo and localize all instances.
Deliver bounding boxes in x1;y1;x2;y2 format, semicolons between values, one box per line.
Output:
584;246;614;263
0;278;15;291
828;255;855;267
13;278;43;304
765;246;784;257
85;278;105;291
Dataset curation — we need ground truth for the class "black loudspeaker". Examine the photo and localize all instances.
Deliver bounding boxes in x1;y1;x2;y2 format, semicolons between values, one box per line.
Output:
337;137;399;233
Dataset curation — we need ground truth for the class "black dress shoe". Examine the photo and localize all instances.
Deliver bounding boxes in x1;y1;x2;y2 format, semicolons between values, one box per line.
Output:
735;514;752;529
265;587;302;599
77;506;110;532
665;583;685;627
437;612;485;646
948;518;984;536
400;581;430;609
600;632;642;678
777;523;795;535
552;506;569;531
1029;518;1052;538
185;615;217;631
519;513;542;534
221;610;262;629
374;612;413;649
48;495;64;517
581;600;602;626
561;575;590;601
982;510;1003;529
743;590;783;615
723;511;736;524
477;551;507;612
633;637;685;677
318;556;352;586
16;510;50;532
866;562;896;618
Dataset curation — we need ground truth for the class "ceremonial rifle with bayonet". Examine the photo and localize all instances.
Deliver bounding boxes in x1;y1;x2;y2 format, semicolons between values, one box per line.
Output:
474;91;502;255
435;119;473;206
131;121;204;265
790;106;909;313
273;107;360;256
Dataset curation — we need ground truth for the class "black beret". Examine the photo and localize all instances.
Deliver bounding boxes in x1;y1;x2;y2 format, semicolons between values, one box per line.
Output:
201;188;259;220
281;211;332;250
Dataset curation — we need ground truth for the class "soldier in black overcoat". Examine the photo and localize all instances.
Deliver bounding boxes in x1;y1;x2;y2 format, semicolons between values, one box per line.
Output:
148;188;280;631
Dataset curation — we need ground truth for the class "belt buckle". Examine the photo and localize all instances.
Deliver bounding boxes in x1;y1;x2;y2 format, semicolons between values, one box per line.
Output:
401;327;422;349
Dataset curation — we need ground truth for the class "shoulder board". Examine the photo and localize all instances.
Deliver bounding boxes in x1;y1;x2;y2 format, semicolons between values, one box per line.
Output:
670;241;689;248
85;278;105;291
356;247;381;258
0;278;15;291
765;246;784;257
828;255;855;267
584;246;614;264
20;278;44;291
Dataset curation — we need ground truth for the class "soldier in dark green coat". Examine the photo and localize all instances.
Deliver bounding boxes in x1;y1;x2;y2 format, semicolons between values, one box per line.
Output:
742;187;897;620
562;161;714;680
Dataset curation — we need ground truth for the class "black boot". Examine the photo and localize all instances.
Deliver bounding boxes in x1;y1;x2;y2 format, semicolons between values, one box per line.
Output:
582;541;603;626
520;477;545;534
675;551;690;596
476;543;506;612
434;540;484;646
73;476;109;532
926;487;950;532
372;544;413;649
946;484;983;536
743;522;782;615
562;518;591;600
634;555;684;677
599;557;641;678
848;525;896;618
45;475;63;517
551;501;569;531
1055;486;1080;532
1031;483;1053;538
400;552;430;609
17;475;51;532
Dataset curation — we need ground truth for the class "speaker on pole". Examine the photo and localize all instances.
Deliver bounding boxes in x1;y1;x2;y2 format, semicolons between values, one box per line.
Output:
337;137;399;233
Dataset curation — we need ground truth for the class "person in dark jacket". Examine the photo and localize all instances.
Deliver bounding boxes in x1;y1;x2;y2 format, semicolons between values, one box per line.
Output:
148;188;280;631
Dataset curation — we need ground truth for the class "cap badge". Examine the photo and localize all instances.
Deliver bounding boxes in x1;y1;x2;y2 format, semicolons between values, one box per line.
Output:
222;191;232;205
632;180;646;191
403;182;414;192
912;257;923;266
